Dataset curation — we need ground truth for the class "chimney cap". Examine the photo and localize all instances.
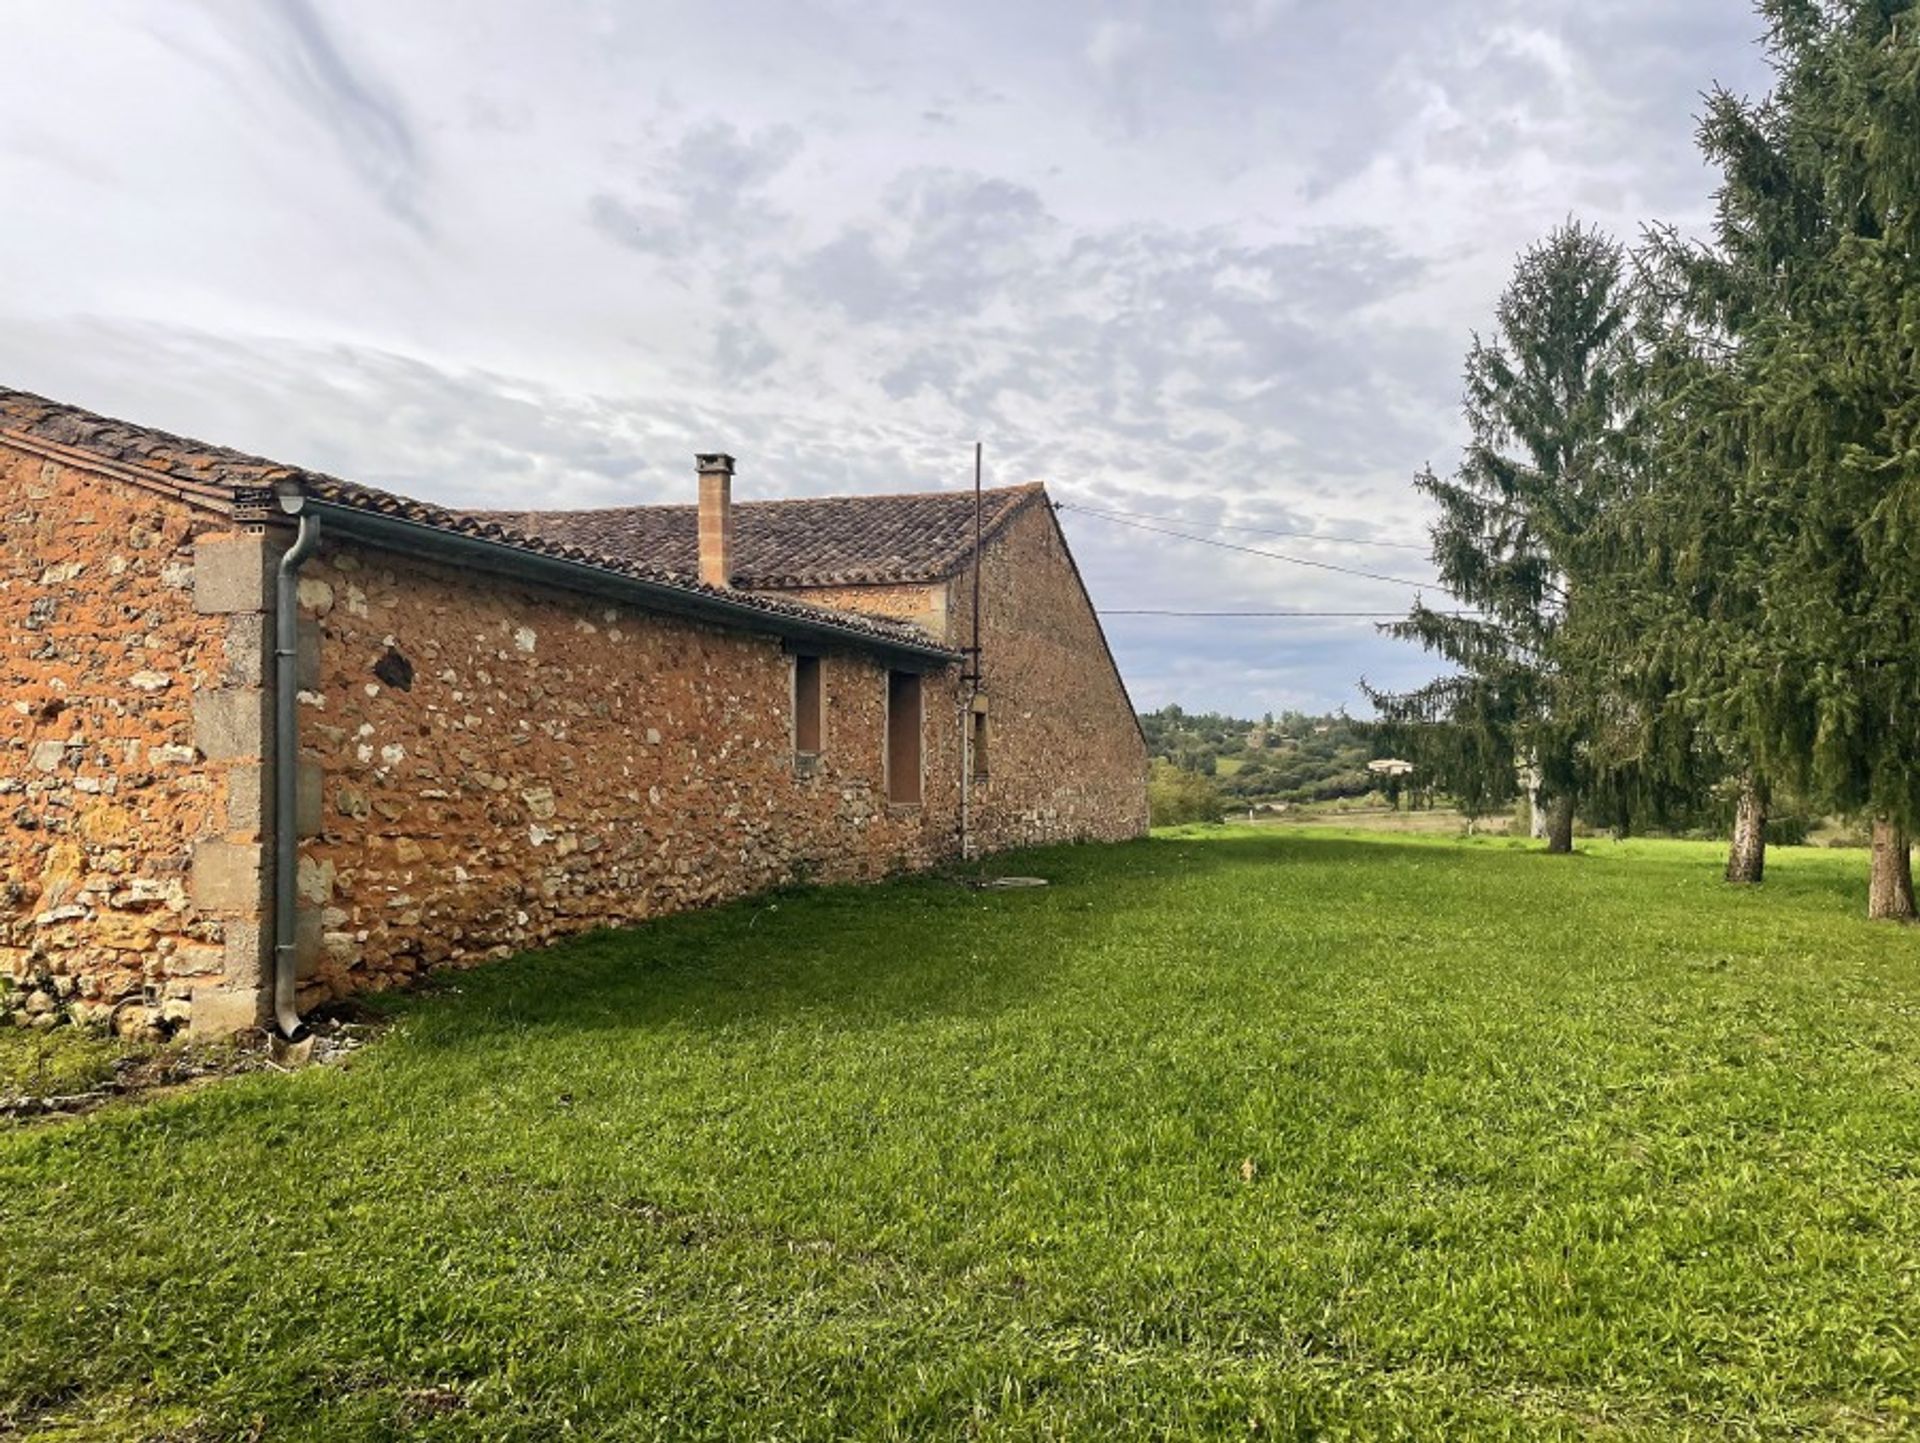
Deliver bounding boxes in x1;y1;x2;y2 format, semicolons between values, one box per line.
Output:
696;452;736;475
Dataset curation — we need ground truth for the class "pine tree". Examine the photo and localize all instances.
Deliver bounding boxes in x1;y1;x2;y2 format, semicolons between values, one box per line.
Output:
1659;0;1920;917
1568;264;1776;884
1369;223;1636;852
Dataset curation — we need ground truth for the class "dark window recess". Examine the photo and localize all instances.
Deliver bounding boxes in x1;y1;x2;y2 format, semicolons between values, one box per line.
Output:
971;709;989;780
794;654;823;755
886;670;923;805
373;647;414;691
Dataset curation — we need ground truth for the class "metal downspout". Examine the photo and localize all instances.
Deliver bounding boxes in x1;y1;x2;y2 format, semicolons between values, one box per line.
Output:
960;442;983;863
273;505;322;1039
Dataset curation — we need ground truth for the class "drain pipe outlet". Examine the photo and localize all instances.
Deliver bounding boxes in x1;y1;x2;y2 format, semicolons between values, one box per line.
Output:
273;498;322;1039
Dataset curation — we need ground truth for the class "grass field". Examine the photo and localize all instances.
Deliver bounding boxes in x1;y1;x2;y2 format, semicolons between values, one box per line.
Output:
4;829;1919;1440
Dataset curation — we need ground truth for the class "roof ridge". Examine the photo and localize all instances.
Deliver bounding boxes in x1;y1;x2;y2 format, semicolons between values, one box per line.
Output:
466;481;1049;587
466;480;1047;520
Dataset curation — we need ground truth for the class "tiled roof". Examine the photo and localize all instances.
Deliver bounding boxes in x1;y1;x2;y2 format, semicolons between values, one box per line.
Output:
0;386;300;504
0;387;954;657
473;484;1047;589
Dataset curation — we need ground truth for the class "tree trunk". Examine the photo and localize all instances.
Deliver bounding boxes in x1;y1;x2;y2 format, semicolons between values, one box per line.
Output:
1725;777;1768;886
1868;819;1915;921
1525;764;1549;840
1545;793;1575;854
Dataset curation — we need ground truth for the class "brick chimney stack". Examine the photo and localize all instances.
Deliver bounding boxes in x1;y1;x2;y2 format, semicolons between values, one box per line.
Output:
696;452;735;588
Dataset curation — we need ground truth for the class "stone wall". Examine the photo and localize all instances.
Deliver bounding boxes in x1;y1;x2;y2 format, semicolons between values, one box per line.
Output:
0;445;270;1037
957;502;1150;849
2;447;1142;1033
787;503;1149;851
293;539;963;1005
780;580;949;636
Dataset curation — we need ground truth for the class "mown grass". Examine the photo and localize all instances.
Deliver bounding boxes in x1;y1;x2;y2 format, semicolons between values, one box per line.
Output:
3;829;1919;1440
0;1025;146;1100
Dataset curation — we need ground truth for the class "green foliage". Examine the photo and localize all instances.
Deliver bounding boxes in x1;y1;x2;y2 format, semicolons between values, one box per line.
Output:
1370;223;1639;823
1139;707;1381;804
4;834;1920;1436
1764;812;1814;847
1628;1;1920;829
1147;758;1225;826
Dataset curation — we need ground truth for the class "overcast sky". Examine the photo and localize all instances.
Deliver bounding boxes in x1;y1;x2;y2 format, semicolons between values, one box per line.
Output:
0;0;1770;715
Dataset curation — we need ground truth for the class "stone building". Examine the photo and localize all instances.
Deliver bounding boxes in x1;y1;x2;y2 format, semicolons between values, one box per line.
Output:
0;388;1148;1038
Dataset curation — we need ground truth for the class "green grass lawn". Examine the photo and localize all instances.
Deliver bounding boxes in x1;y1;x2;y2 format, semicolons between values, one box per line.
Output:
4;830;1919;1440
0;1025;145;1101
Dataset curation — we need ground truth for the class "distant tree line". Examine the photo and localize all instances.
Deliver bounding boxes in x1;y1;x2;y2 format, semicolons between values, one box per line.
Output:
1368;0;1920;917
1140;707;1390;821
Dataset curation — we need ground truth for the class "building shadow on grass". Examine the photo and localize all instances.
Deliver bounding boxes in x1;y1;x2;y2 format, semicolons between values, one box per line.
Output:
378;828;1869;1053
379;831;1476;1050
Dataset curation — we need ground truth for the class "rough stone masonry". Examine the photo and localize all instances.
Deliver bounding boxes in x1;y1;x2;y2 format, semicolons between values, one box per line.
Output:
0;448;269;1038
1;387;1148;1037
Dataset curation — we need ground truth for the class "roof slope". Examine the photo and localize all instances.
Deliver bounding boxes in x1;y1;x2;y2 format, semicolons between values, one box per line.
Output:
473;484;1047;589
0;387;951;657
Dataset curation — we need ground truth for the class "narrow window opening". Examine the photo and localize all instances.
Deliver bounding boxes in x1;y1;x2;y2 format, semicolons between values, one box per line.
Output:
970;707;989;781
886;670;923;805
794;654;823;756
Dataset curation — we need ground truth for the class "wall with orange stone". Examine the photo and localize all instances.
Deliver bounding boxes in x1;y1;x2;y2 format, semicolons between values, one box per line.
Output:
2;447;1140;1036
954;501;1150;849
0;442;271;1038
778;502;1149;851
290;538;963;1005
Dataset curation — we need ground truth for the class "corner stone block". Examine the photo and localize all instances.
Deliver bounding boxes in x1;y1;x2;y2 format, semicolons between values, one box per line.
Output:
194;688;269;762
224;613;269;688
194;533;272;615
191;841;265;912
226;762;267;838
189;985;265;1038
223;918;268;990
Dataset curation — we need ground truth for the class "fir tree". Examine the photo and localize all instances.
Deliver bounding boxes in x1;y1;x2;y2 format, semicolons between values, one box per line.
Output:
1369;222;1635;852
1656;0;1920;916
1569;261;1775;882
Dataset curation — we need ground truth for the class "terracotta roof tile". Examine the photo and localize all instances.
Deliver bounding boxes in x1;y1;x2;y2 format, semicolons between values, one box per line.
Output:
0;387;955;657
471;484;1047;589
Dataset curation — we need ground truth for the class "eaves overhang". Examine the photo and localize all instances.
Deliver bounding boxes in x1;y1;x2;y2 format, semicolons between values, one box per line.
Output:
305;499;961;671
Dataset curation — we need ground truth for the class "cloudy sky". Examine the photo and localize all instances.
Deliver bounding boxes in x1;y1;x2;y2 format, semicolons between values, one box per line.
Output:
1;0;1770;715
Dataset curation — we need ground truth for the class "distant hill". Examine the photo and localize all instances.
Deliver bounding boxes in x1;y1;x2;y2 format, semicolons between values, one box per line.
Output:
1138;706;1386;806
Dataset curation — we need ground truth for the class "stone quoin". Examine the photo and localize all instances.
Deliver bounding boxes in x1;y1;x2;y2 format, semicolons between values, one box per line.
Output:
0;388;1148;1038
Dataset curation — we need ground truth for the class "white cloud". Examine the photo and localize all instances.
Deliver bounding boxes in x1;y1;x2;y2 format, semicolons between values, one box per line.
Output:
0;0;1771;714
1086;18;1149;75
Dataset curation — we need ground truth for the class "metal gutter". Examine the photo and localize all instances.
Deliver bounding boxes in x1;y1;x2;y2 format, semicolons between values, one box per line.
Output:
304;499;959;669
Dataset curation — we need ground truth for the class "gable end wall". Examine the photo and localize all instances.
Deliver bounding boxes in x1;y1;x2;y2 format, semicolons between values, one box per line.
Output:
783;503;1149;851
959;501;1149;848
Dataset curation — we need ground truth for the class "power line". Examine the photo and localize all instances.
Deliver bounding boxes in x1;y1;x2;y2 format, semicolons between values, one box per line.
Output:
1060;499;1430;551
1056;503;1456;595
1103;608;1480;618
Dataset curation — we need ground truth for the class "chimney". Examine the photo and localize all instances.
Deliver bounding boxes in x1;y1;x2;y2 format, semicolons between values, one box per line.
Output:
696;452;735;587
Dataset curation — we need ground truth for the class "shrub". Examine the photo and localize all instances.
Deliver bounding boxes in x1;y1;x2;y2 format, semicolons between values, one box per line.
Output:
1149;760;1225;826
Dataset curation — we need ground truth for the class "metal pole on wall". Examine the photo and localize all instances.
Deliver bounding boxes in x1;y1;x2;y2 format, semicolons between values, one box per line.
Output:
972;440;983;668
960;442;983;861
